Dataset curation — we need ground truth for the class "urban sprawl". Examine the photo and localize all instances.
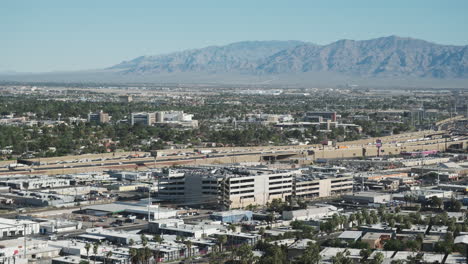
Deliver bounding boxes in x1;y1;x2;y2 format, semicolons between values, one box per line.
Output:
0;84;467;264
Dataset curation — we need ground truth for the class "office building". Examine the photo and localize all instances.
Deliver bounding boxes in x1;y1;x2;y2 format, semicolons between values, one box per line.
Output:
87;111;110;124
131;112;156;126
157;167;300;209
304;111;337;122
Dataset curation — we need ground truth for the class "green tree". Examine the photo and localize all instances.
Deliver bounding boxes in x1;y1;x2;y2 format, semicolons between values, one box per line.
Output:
233;244;256;264
360;249;372;260
431;196;443;209
331;249;353;264
294;242;321;264
371;252;384;264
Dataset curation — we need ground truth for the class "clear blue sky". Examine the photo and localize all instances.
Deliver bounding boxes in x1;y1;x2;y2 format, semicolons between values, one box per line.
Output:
1;0;467;72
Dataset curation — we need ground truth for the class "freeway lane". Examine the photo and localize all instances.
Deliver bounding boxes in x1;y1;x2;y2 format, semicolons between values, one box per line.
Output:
0;150;288;175
1;132;465;176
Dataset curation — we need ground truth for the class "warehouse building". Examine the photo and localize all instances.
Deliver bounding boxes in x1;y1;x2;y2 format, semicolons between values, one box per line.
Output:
342;192;392;204
83;202;178;220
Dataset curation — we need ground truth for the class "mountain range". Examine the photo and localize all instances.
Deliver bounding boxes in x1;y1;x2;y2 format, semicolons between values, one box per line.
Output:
110;36;468;79
2;36;468;86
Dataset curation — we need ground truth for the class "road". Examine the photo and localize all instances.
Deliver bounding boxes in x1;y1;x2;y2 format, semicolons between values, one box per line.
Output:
1;130;466;176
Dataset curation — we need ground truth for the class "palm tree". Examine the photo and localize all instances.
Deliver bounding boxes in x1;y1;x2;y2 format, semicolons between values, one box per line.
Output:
140;234;148;247
92;242;100;264
296;242;321;264
153;248;160;264
404;194;410;206
217;235;227;252
152;234;164;264
184;240;193;260
84;243;91;262
143;247;152;264
129;248;137;264
105;251;112;264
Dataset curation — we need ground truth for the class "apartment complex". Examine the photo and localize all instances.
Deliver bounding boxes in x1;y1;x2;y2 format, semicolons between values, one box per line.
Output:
157;166;353;209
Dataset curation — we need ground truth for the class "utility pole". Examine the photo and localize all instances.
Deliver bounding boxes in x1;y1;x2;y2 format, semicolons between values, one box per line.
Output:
148;184;151;222
23;223;27;258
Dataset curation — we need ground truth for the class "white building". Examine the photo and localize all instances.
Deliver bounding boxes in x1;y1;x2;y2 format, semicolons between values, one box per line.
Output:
39;220;83;234
149;219;220;238
157;167;301;209
282;205;339;221
155;111;198;128
0;218;40;238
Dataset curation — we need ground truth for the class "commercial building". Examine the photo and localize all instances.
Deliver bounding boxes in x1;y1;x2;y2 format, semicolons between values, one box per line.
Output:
85;228;142;245
361;232;392;249
359;223;397;235
39;220;83;234
157;167;300;209
158;166;354;209
83;202;178;219
293;173;353;199
0;175;71;190
305;111;337;122
1;191;75;206
0;238;61;264
155;111;198;128
131;112;156;126
0;218;40;238
282;205;339;221
210;210;253;223
213;231;261;247
320;247;361;263
149;219;220;238
342;192;392;204
109;171;152;181
118;95;133;103
337;231;363;242
87;111;110;124
243;114;294;125
52;256;90;264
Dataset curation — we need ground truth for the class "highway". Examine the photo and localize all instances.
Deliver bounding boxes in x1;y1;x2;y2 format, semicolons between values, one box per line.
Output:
1;130;466;176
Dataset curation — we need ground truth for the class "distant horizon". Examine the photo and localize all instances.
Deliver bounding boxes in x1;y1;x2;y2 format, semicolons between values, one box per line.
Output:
2;0;467;72
2;35;467;74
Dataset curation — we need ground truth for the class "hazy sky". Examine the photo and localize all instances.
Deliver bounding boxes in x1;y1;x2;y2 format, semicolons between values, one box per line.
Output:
1;0;467;72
